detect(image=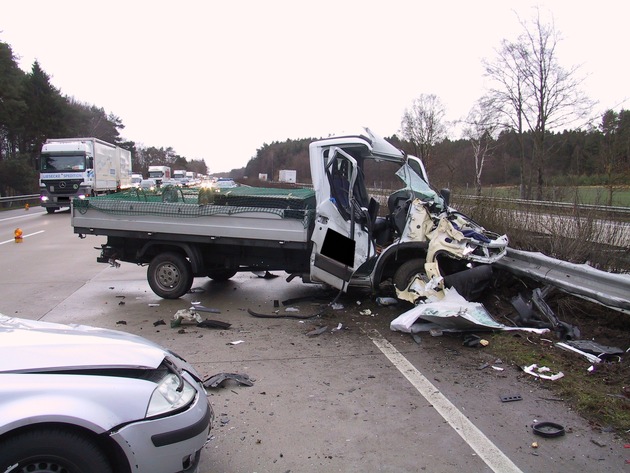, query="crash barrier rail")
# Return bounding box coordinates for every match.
[0,194,40,208]
[495,247,630,314]
[452,194,630,221]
